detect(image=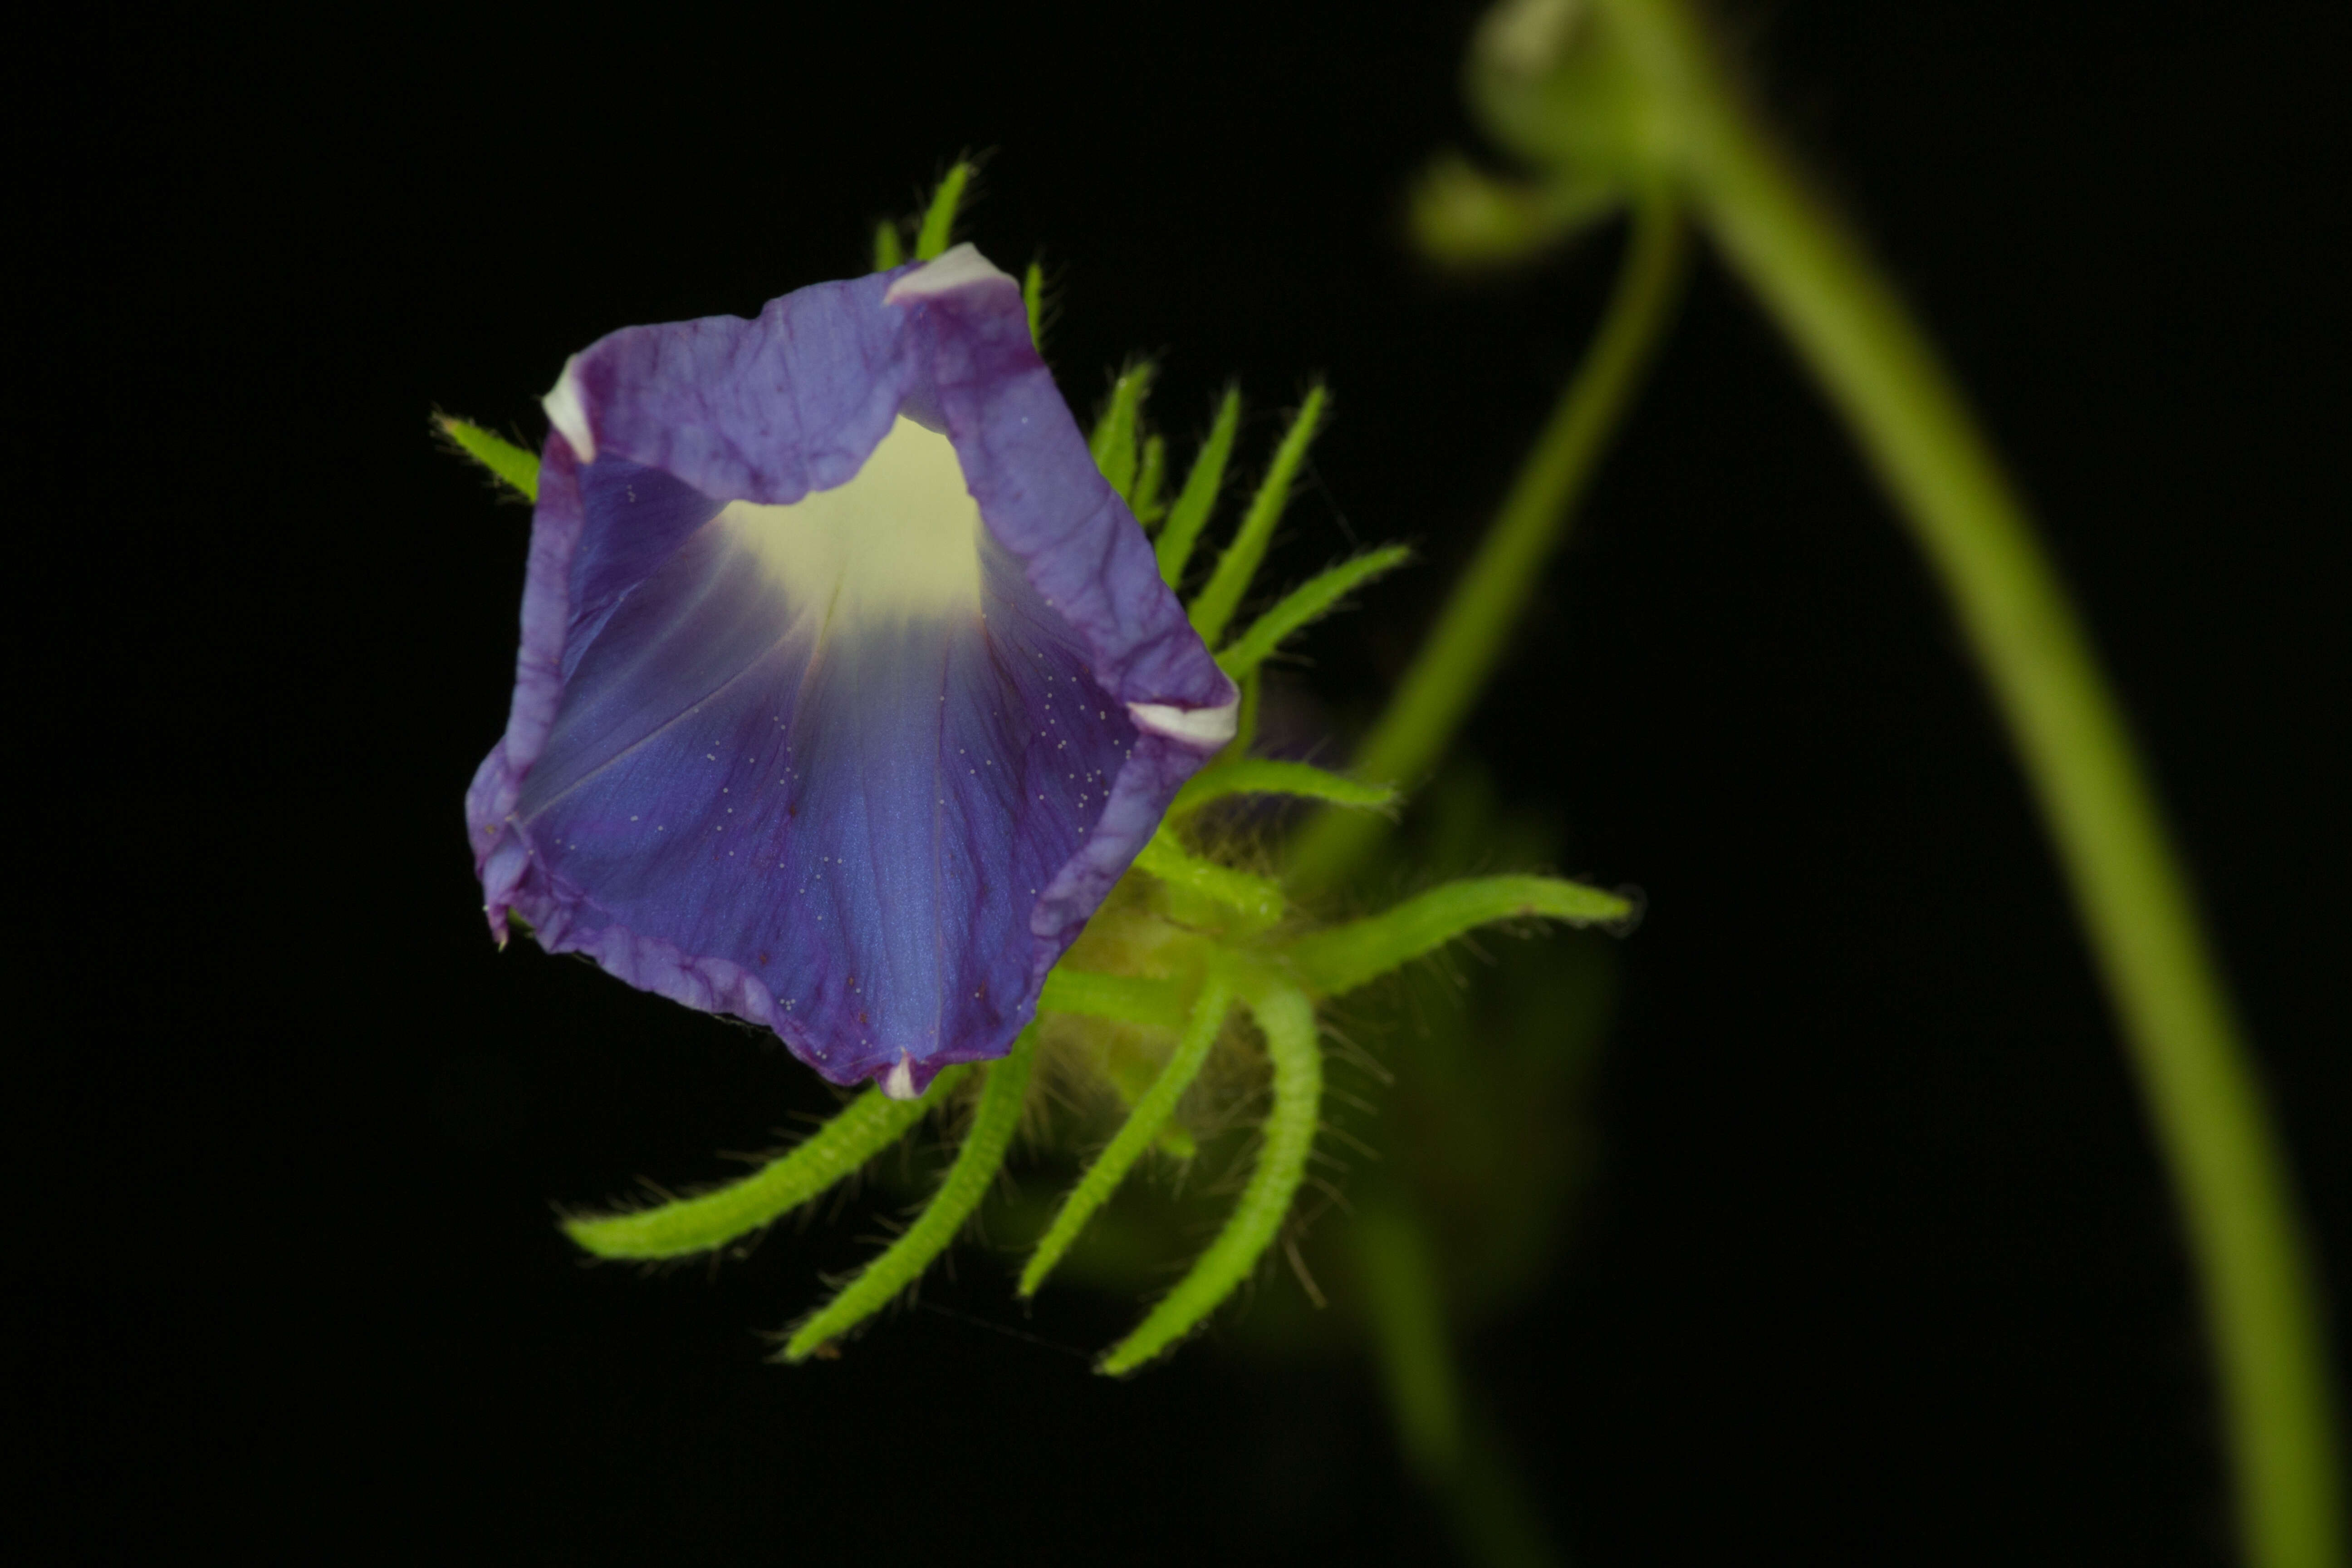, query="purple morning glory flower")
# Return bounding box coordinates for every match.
[467,246,1237,1099]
